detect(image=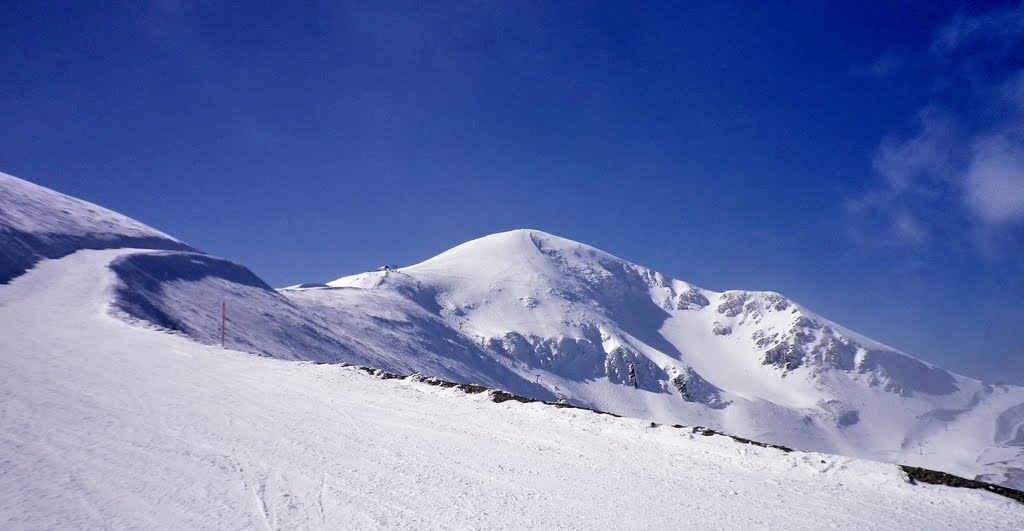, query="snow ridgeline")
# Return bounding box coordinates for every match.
[0,171,194,284]
[109,249,555,400]
[1,248,1022,528]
